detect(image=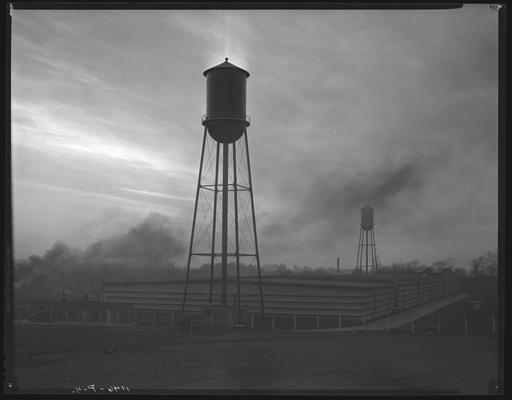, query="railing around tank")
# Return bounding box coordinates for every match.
[201,114,251,125]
